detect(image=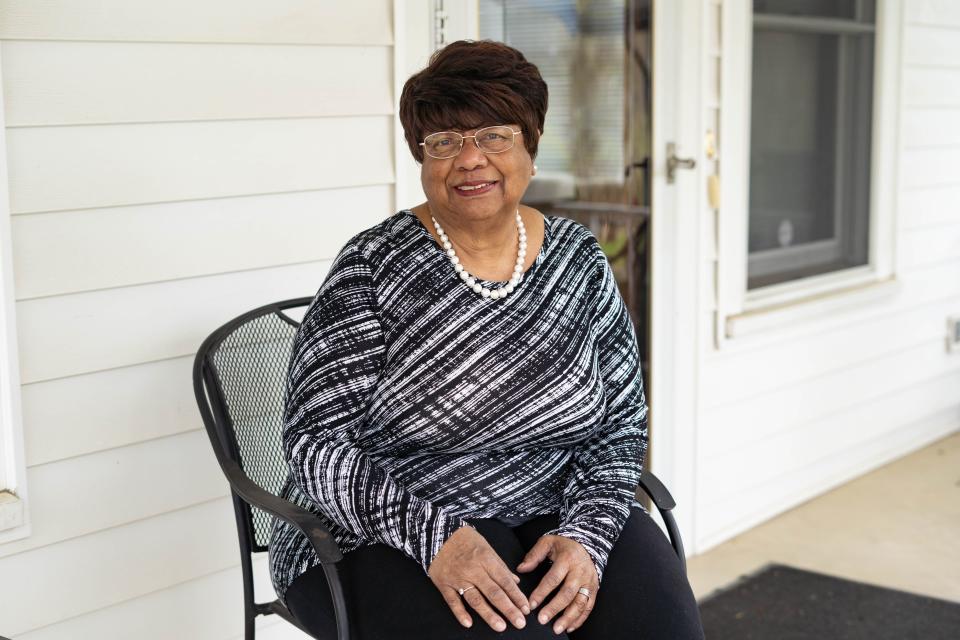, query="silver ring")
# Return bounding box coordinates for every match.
[577,587,591,598]
[458,585,477,597]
